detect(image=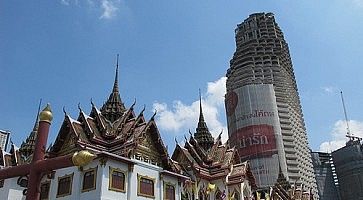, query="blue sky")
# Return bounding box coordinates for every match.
[1,0,363,153]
